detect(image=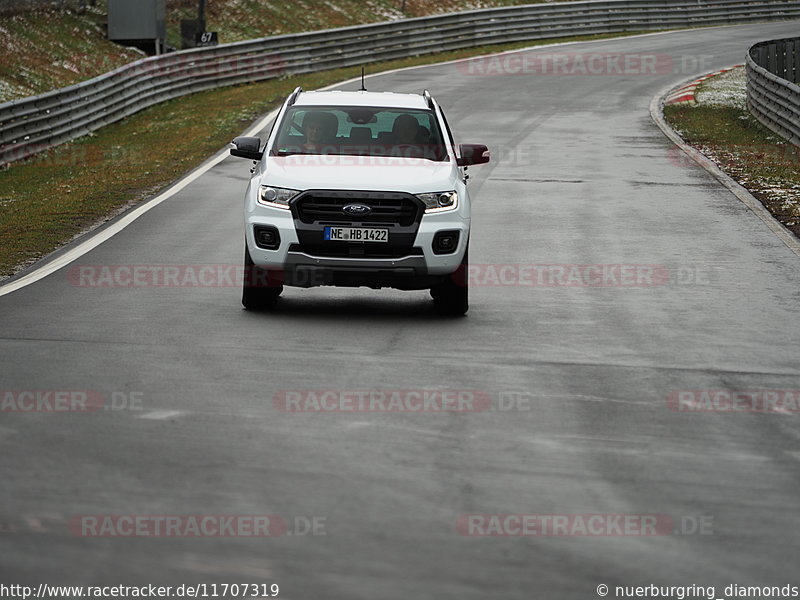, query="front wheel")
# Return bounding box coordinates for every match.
[242,243,283,310]
[431,245,468,316]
